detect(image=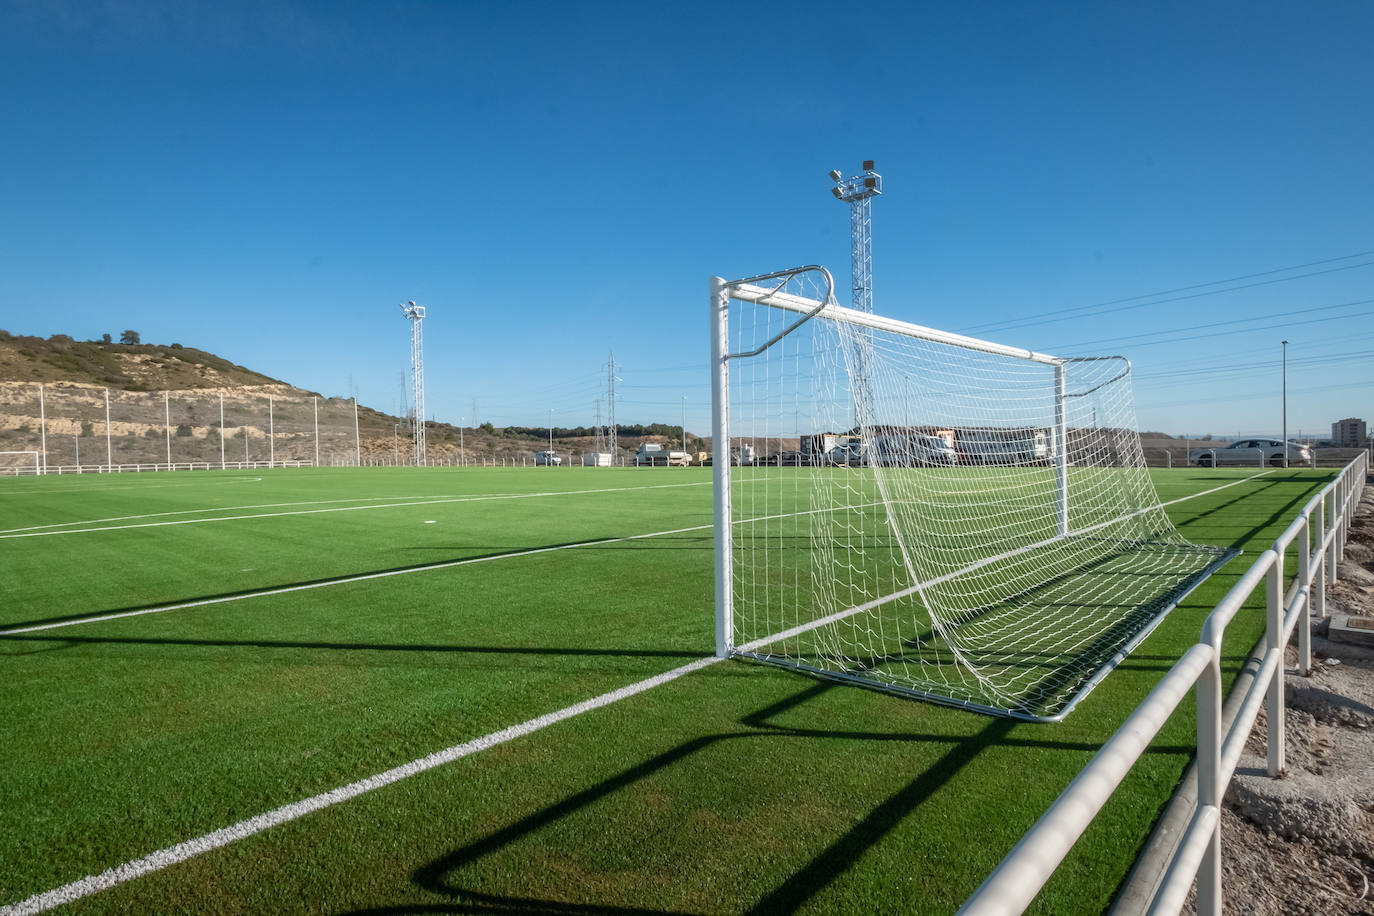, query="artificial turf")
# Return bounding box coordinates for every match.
[0,465,1336,914]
